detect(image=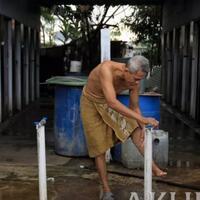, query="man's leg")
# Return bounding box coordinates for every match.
[131,127,167,176]
[95,153,111,192]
